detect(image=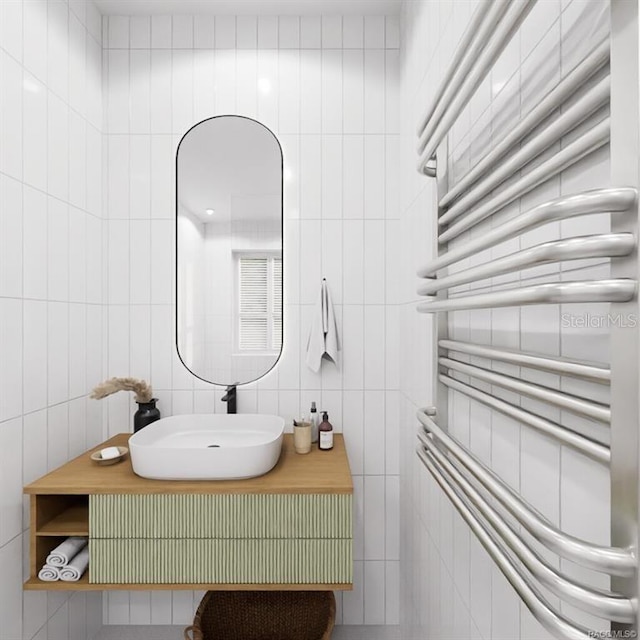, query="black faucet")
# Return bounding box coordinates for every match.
[221,385,237,414]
